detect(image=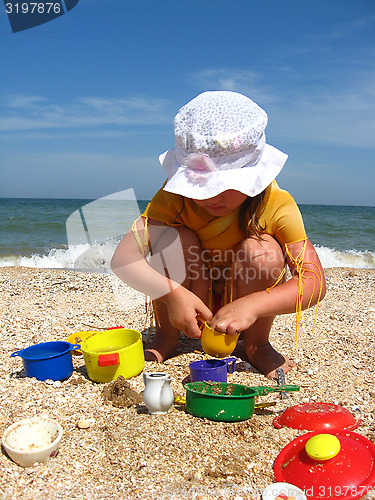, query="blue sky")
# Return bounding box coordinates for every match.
[0,0,374,206]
